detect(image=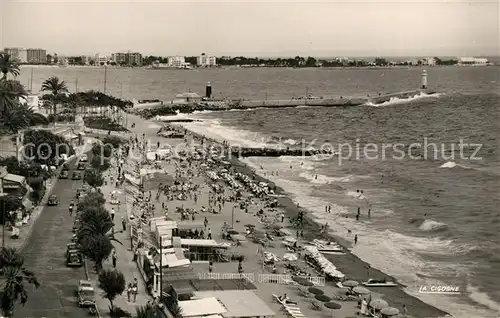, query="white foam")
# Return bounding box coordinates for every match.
[419,219,448,232]
[347,190,367,200]
[440,161,457,168]
[466,284,500,314]
[365,92,442,107]
[299,171,354,184]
